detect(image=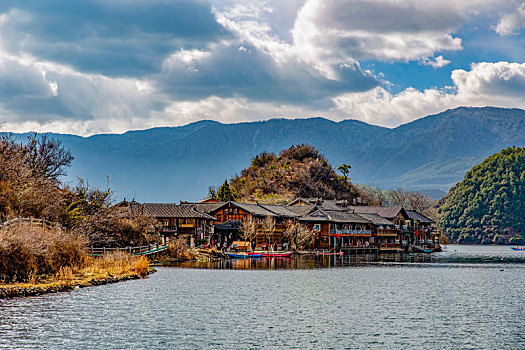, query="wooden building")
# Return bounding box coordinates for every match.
[406,210,438,248]
[119,201,216,246]
[207,201,301,249]
[300,209,373,250]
